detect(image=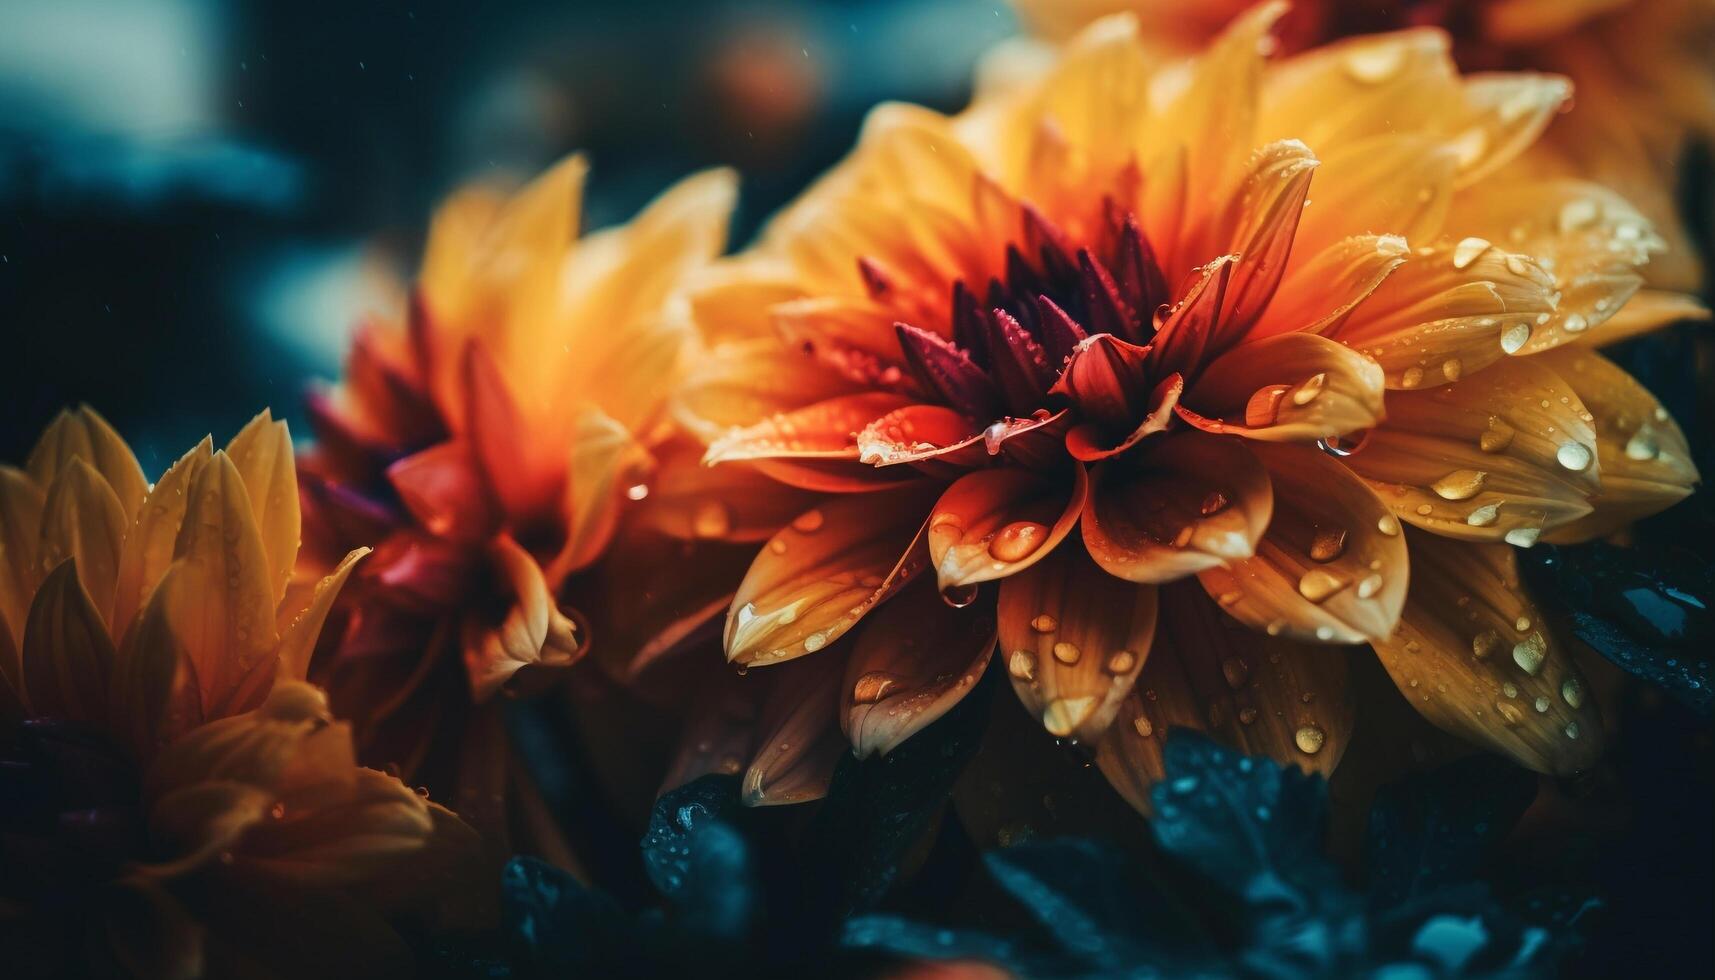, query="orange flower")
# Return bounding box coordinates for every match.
[669,5,1702,812]
[1011,0,1715,292]
[300,156,736,824]
[0,407,481,978]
